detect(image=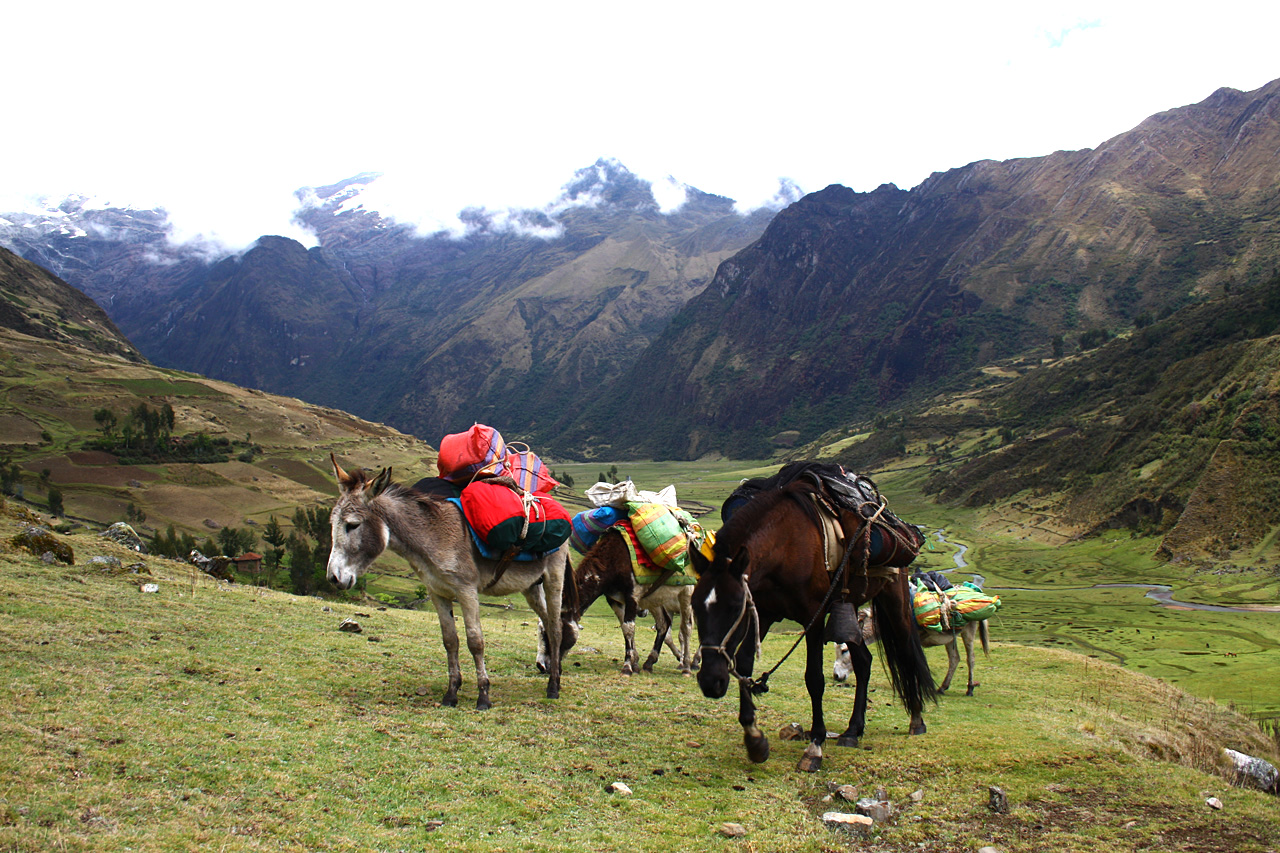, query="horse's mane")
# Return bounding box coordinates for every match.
[714,484,817,568]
